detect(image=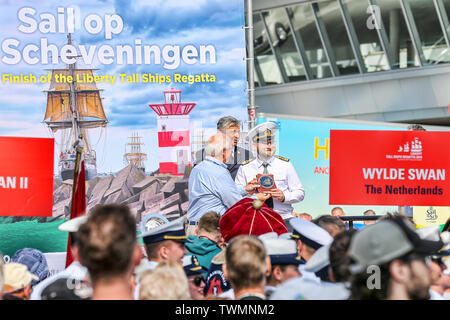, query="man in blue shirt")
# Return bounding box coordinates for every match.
[187,134,264,232]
